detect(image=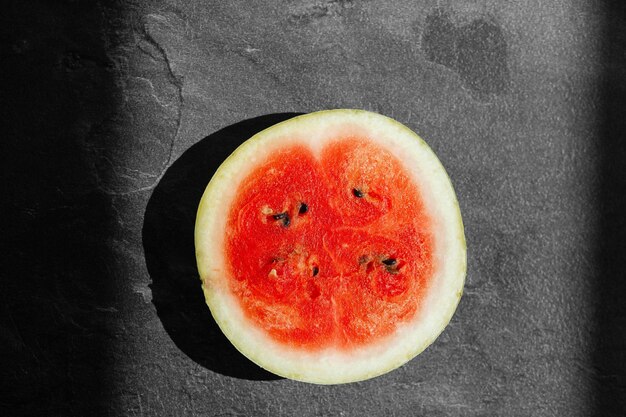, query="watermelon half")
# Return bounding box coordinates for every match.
[195,109,466,384]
